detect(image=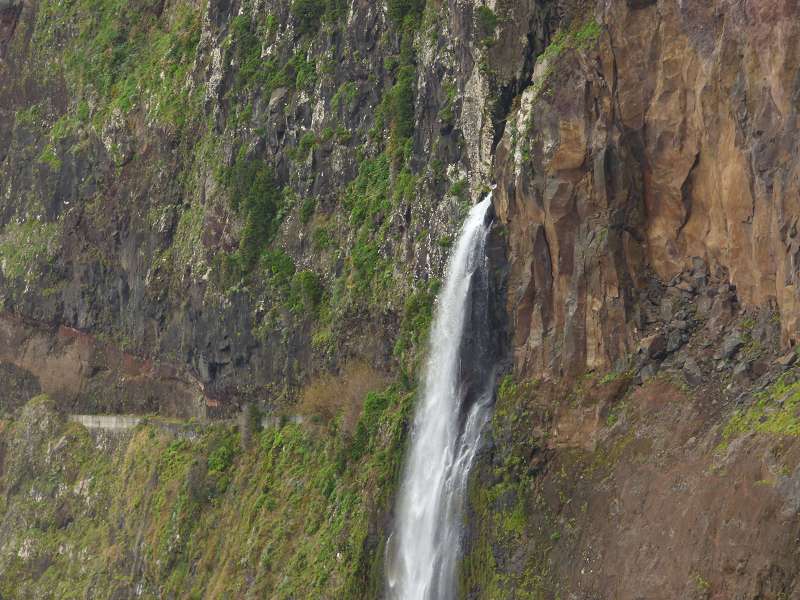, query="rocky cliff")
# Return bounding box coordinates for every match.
[2,0,800,598]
